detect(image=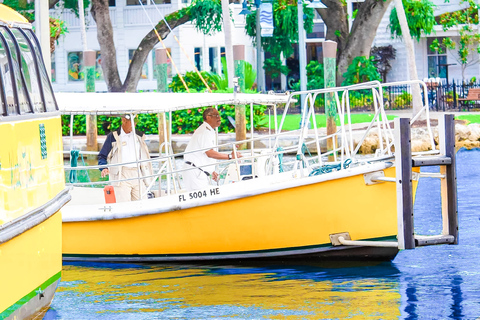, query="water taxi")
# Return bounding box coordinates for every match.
[0,4,70,319]
[57,80,458,262]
